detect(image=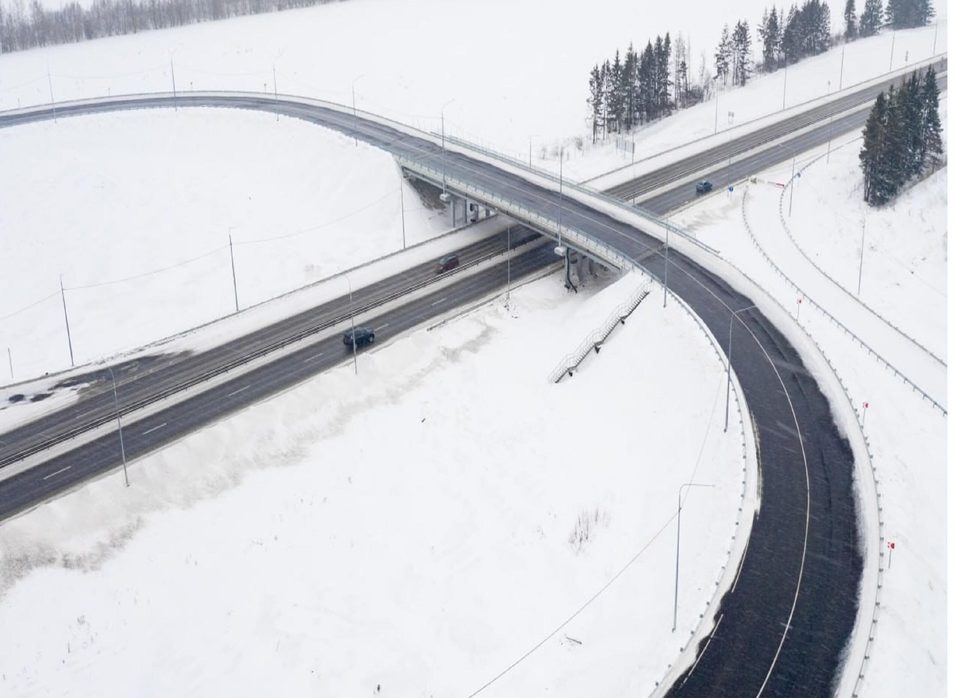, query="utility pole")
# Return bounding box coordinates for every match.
[399,177,407,249]
[228,230,239,312]
[440,98,454,198]
[351,74,365,147]
[857,212,866,296]
[6,347,12,380]
[506,226,512,308]
[347,277,358,375]
[839,42,846,90]
[826,81,833,163]
[713,79,720,134]
[725,305,755,431]
[47,64,56,122]
[788,157,797,217]
[673,483,714,632]
[556,147,564,250]
[889,31,896,72]
[273,64,278,123]
[781,60,788,110]
[59,275,75,367]
[663,225,669,308]
[932,22,938,55]
[107,366,130,487]
[170,57,177,110]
